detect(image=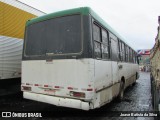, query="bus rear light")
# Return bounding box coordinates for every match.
[82,88,93,91]
[68,87,73,90]
[22,86,31,91]
[34,84,42,87]
[87,88,93,91]
[55,86,60,88]
[70,91,85,98]
[68,87,78,90]
[54,86,64,89]
[44,85,48,87]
